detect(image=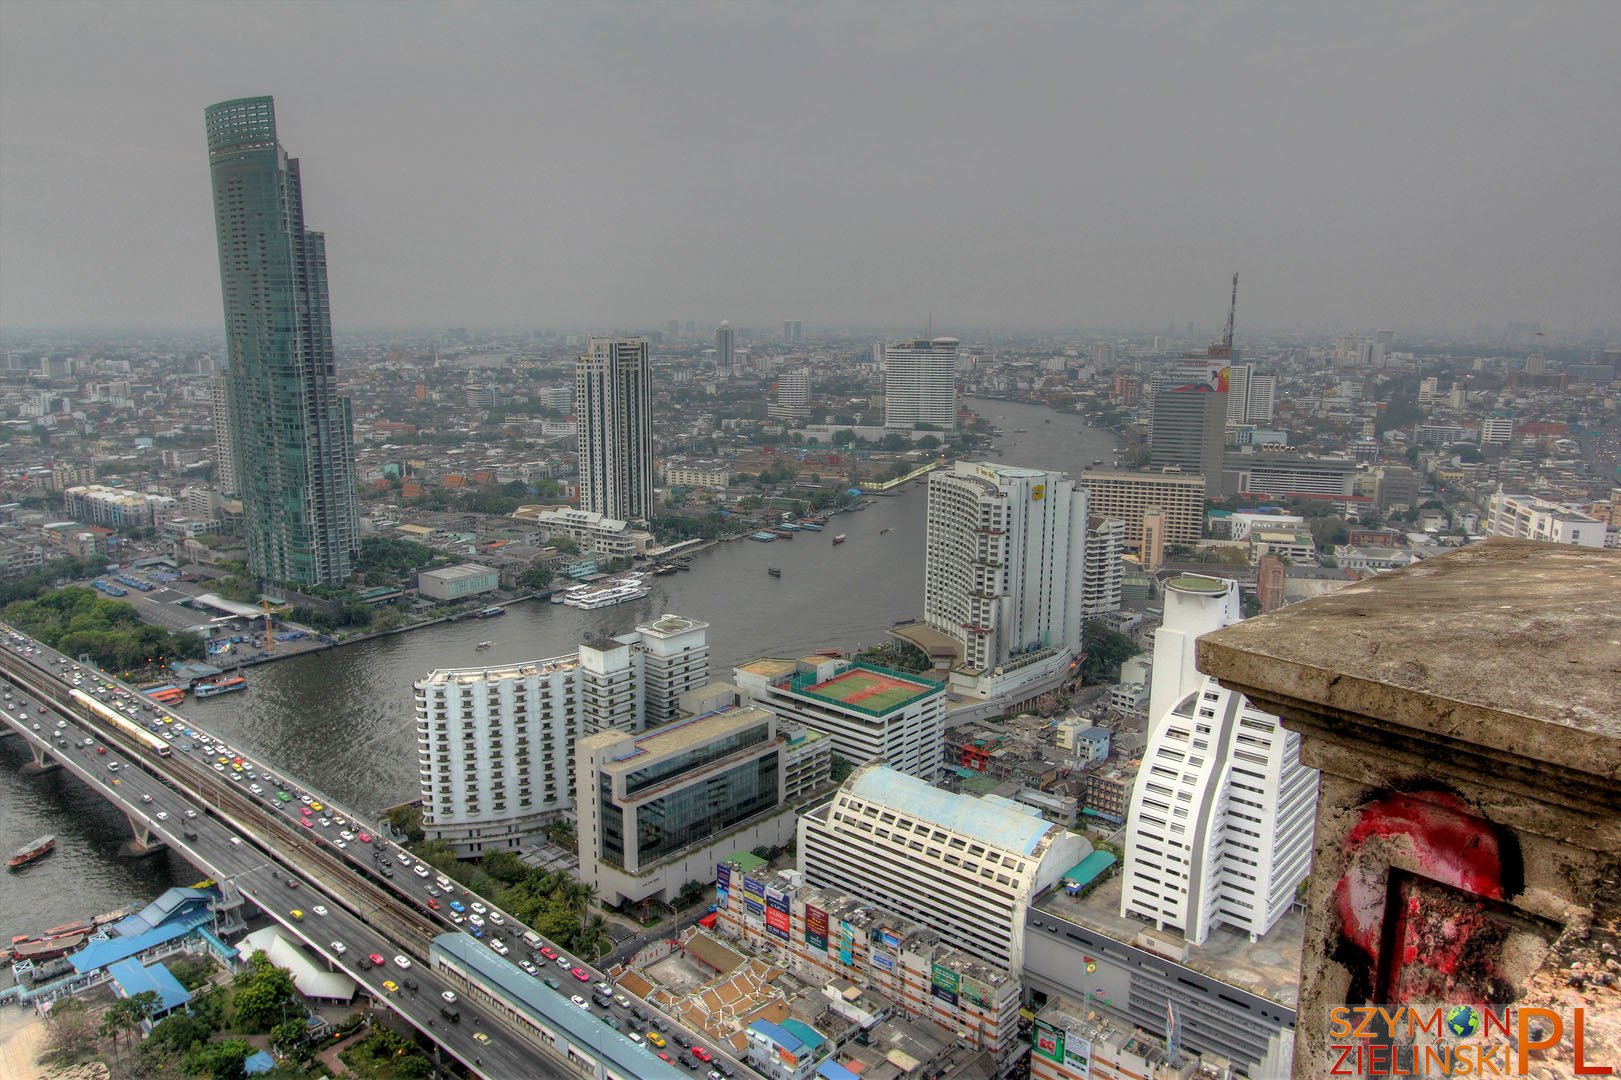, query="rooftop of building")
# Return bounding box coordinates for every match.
[1198,539,1619,770]
[419,562,496,580]
[843,764,1054,857]
[1166,574,1230,595]
[639,613,709,637]
[789,659,944,716]
[583,703,777,767]
[1032,871,1306,1007]
[416,651,581,685]
[736,657,800,680]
